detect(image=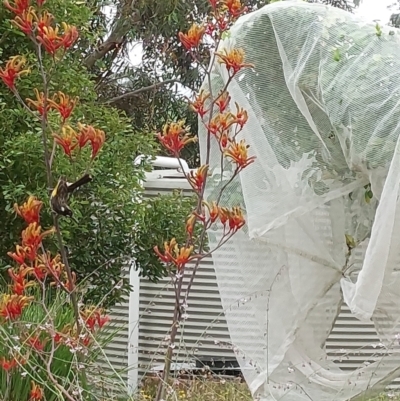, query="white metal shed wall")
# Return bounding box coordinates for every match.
[137,175,234,379]
[98,170,400,393]
[96,170,235,394]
